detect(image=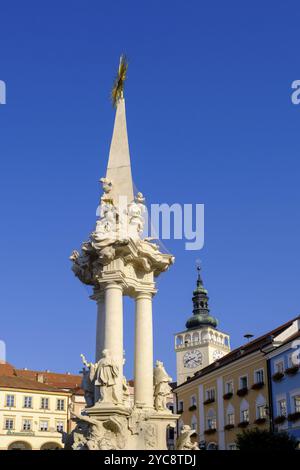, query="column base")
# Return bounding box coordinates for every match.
[66,406,179,450]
